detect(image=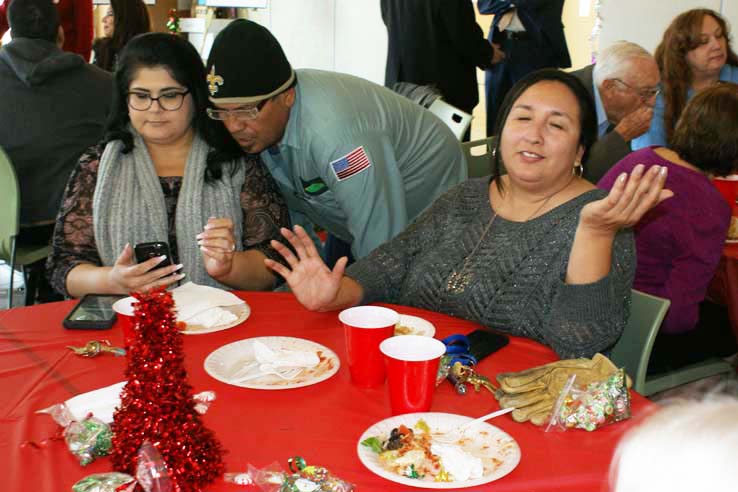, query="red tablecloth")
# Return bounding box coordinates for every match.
[707,243,738,341]
[0,292,654,492]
